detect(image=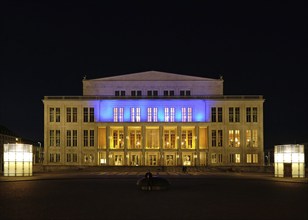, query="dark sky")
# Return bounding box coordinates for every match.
[1,1,307,149]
